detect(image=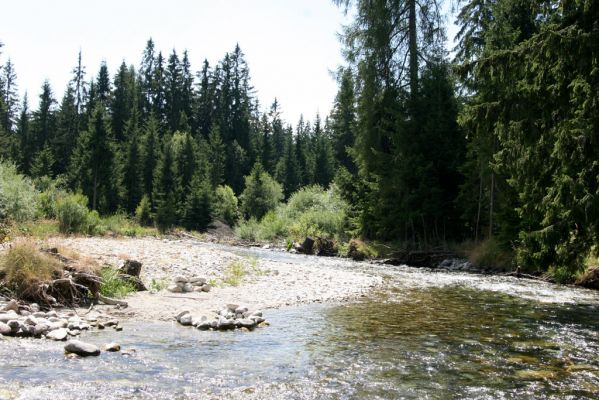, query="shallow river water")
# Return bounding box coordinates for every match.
[1,246,599,399]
